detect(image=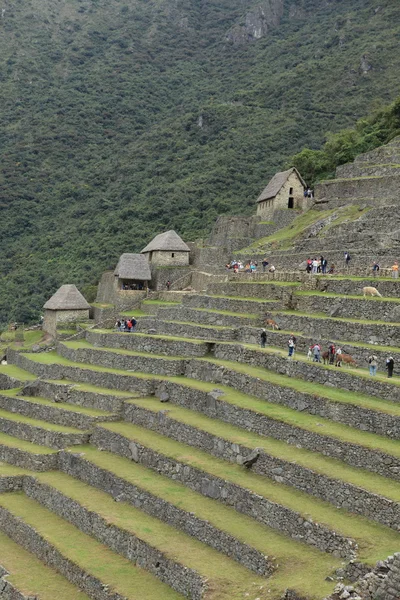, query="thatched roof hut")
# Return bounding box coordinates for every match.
[141,230,190,254]
[114,254,151,281]
[43,285,91,311]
